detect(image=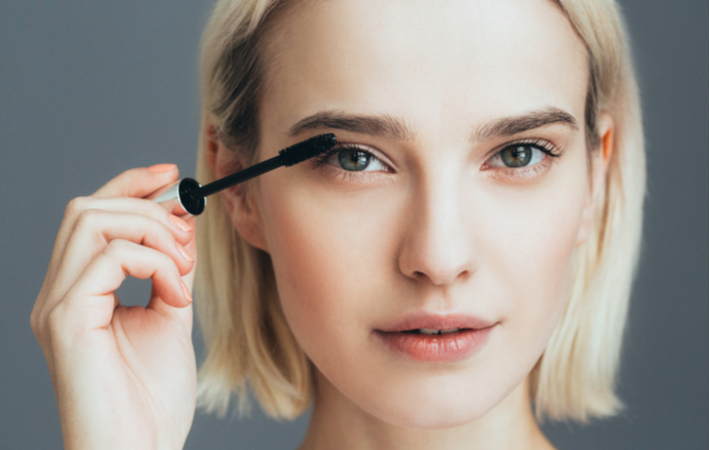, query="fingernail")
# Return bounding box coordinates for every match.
[168,214,192,232]
[180,280,193,303]
[147,163,177,173]
[176,242,194,262]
